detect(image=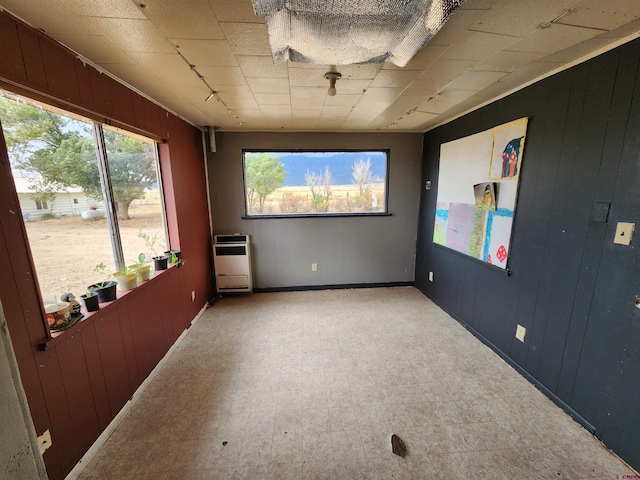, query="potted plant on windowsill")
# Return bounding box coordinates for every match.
[87,263,117,303]
[129,253,151,282]
[80,290,100,312]
[113,265,138,291]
